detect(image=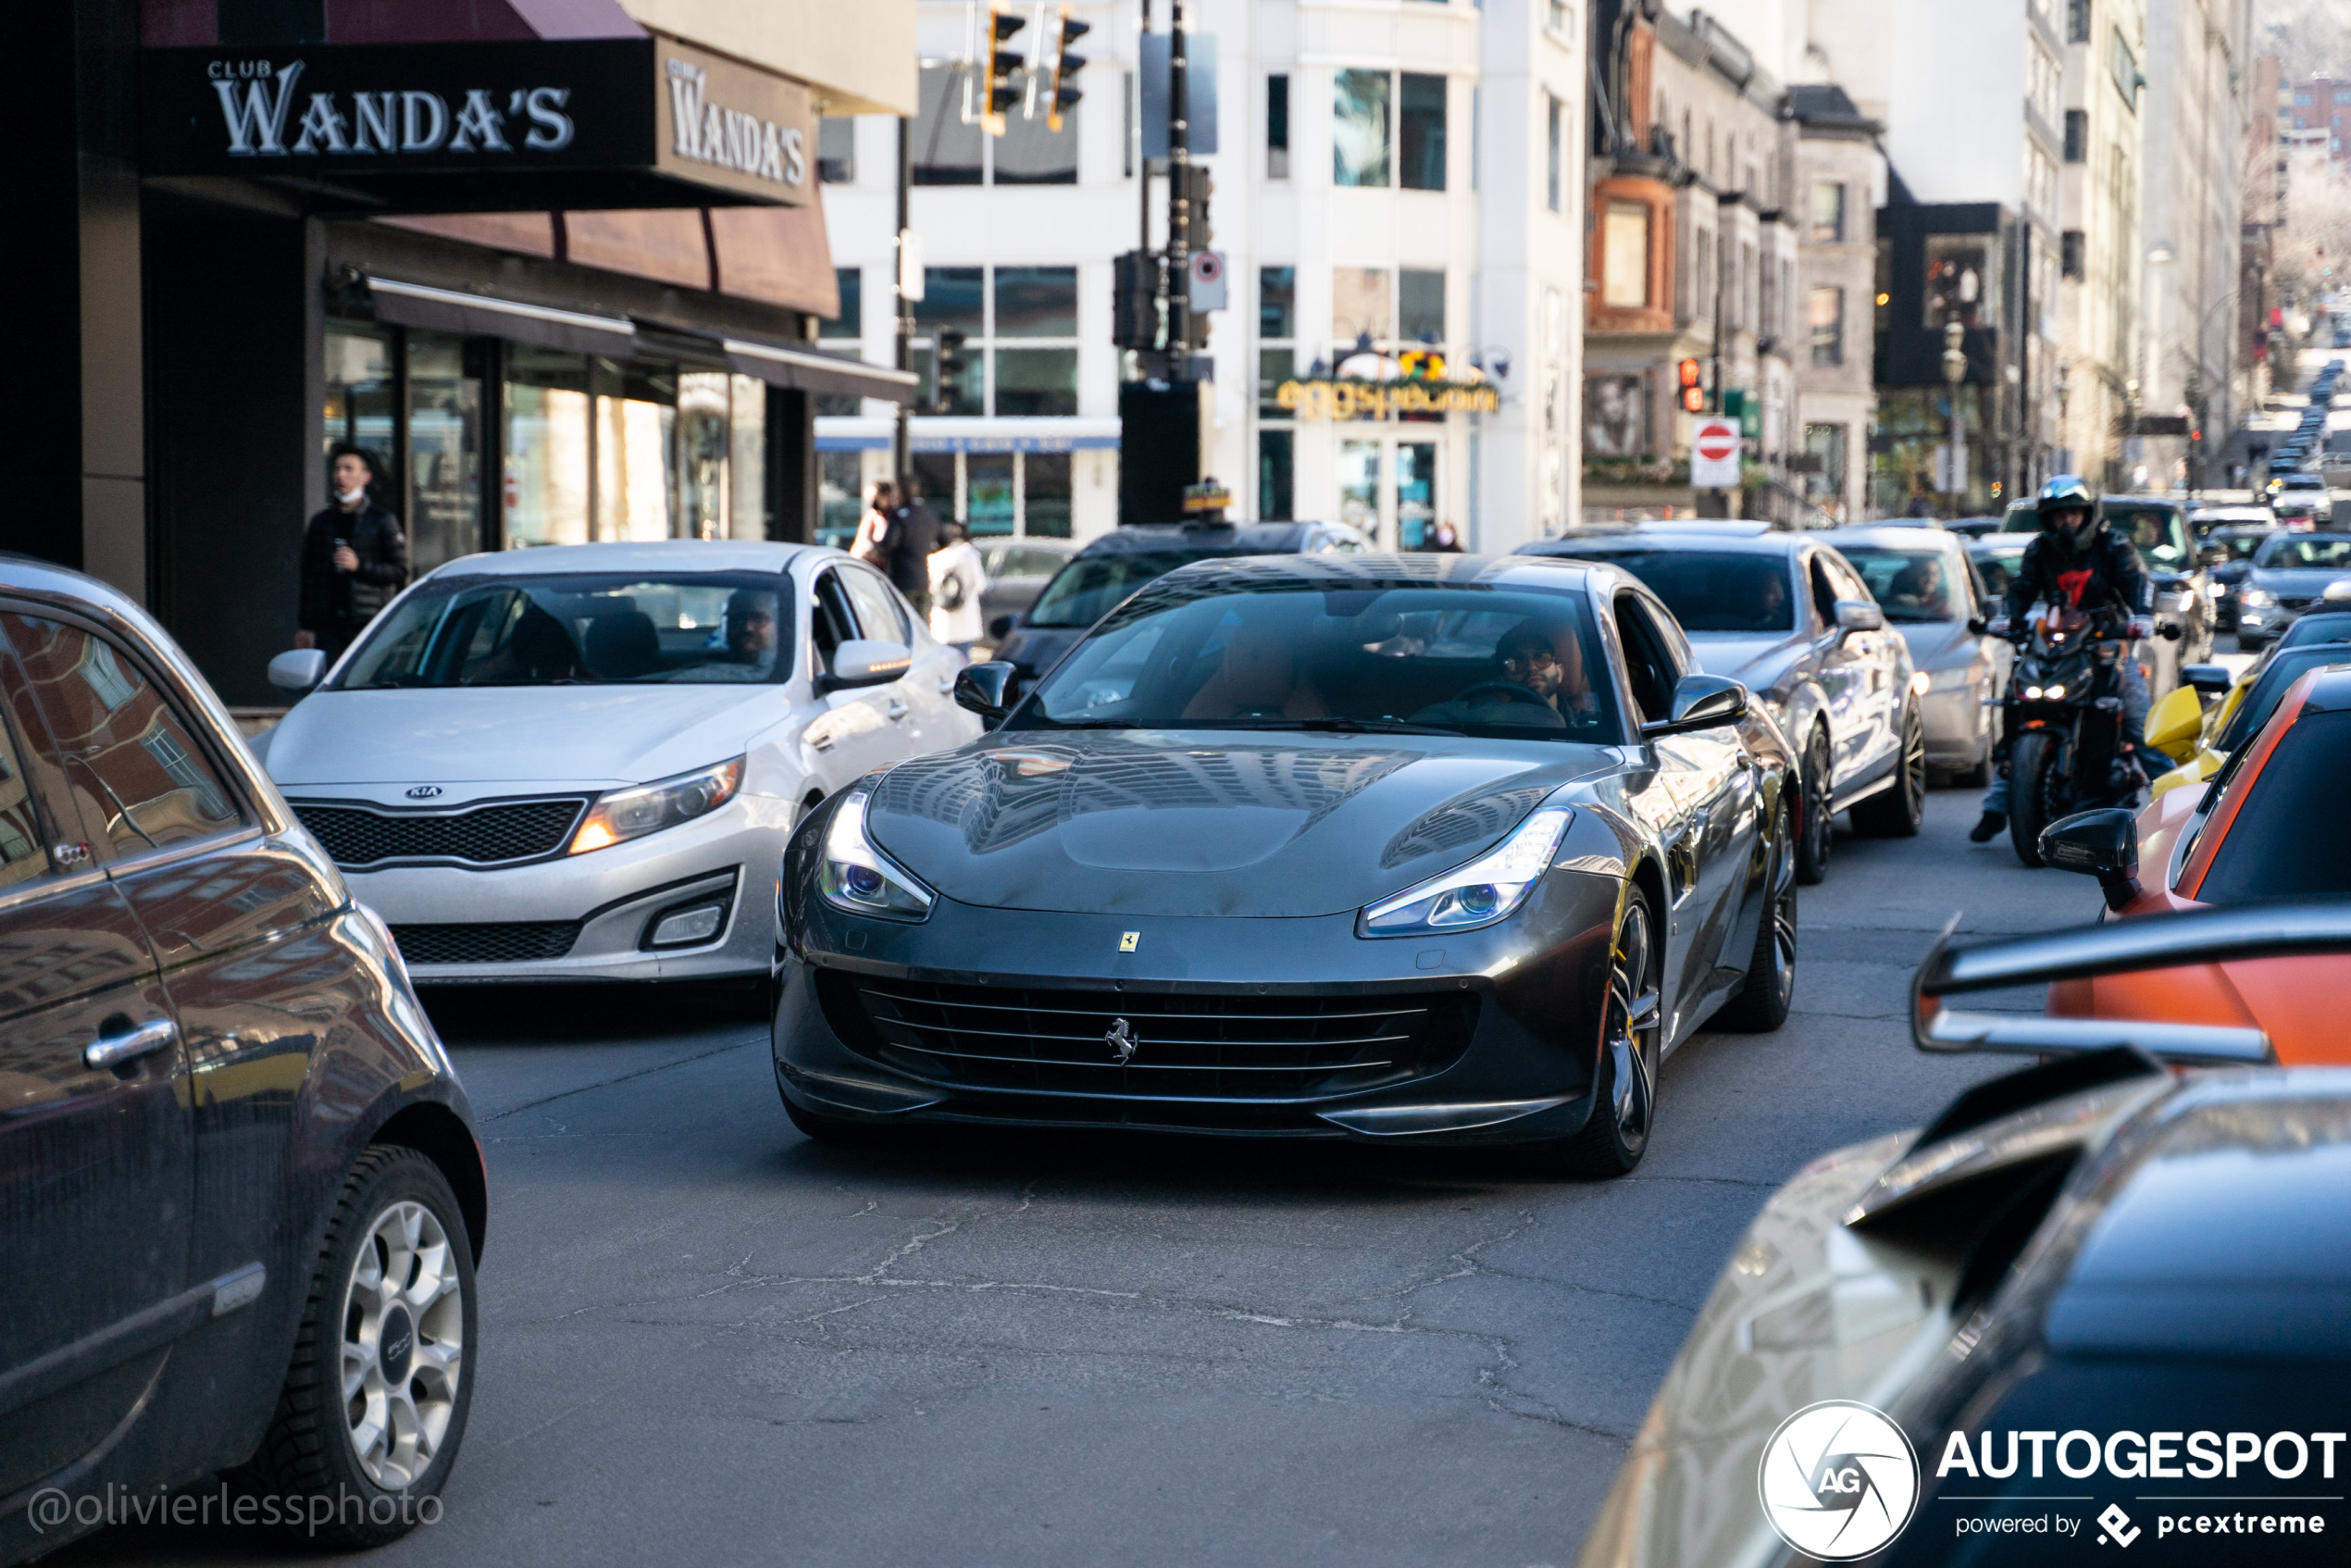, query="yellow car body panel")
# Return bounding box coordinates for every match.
[2146,675,2245,799]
